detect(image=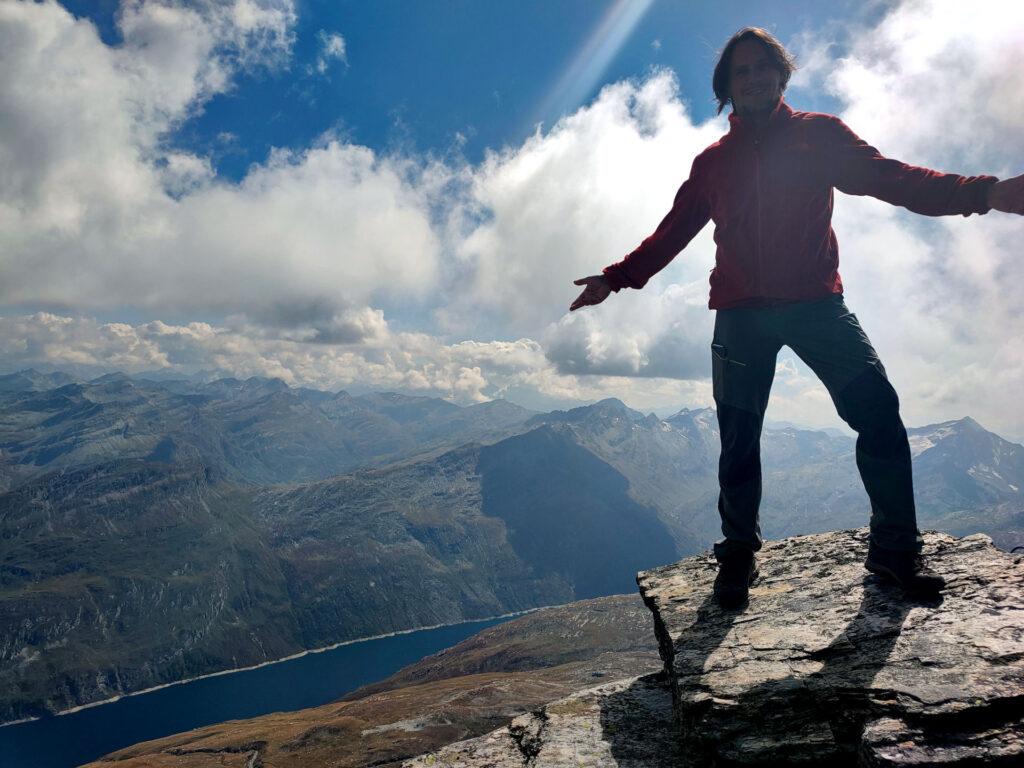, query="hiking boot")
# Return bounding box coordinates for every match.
[865,540,946,594]
[714,550,758,609]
